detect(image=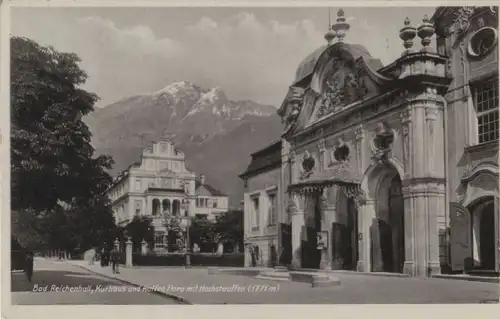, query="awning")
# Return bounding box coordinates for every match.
[287,162,366,205]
